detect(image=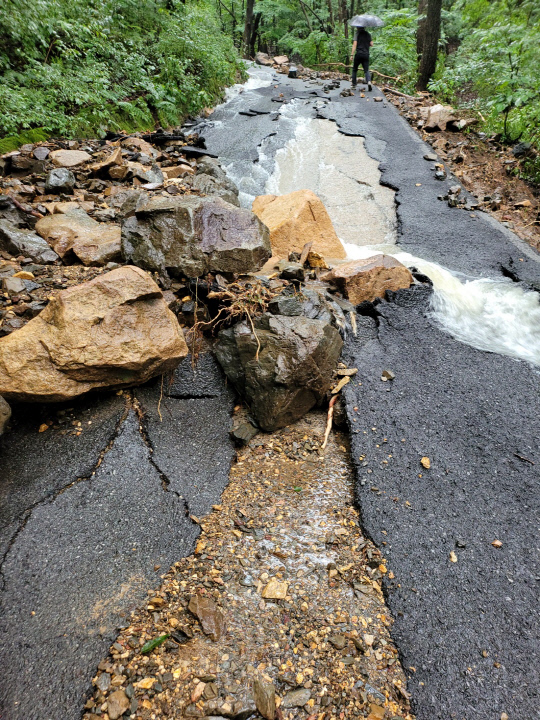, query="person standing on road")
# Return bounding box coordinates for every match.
[350,26,373,90]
